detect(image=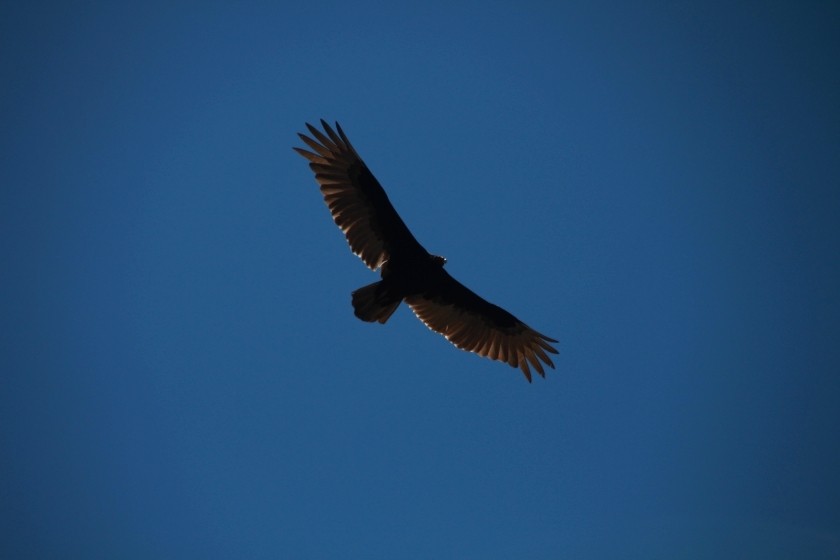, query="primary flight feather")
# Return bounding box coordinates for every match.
[295,120,557,381]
